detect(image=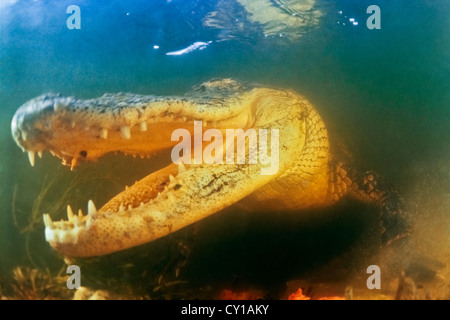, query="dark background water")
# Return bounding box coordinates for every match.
[0,0,449,297]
